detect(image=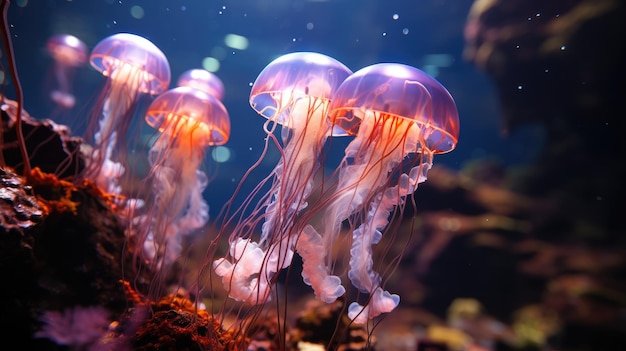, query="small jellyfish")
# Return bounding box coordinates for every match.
[86,33,170,195]
[177,68,225,100]
[299,63,459,323]
[212,52,352,304]
[142,85,230,268]
[46,34,88,109]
